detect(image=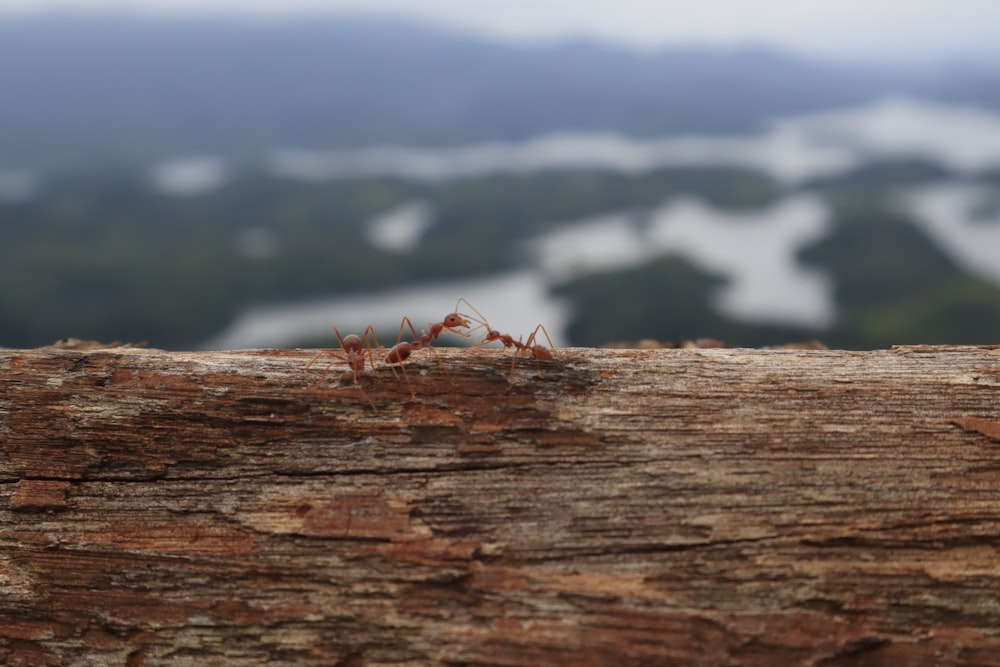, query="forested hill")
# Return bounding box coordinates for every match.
[2,13,999,169]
